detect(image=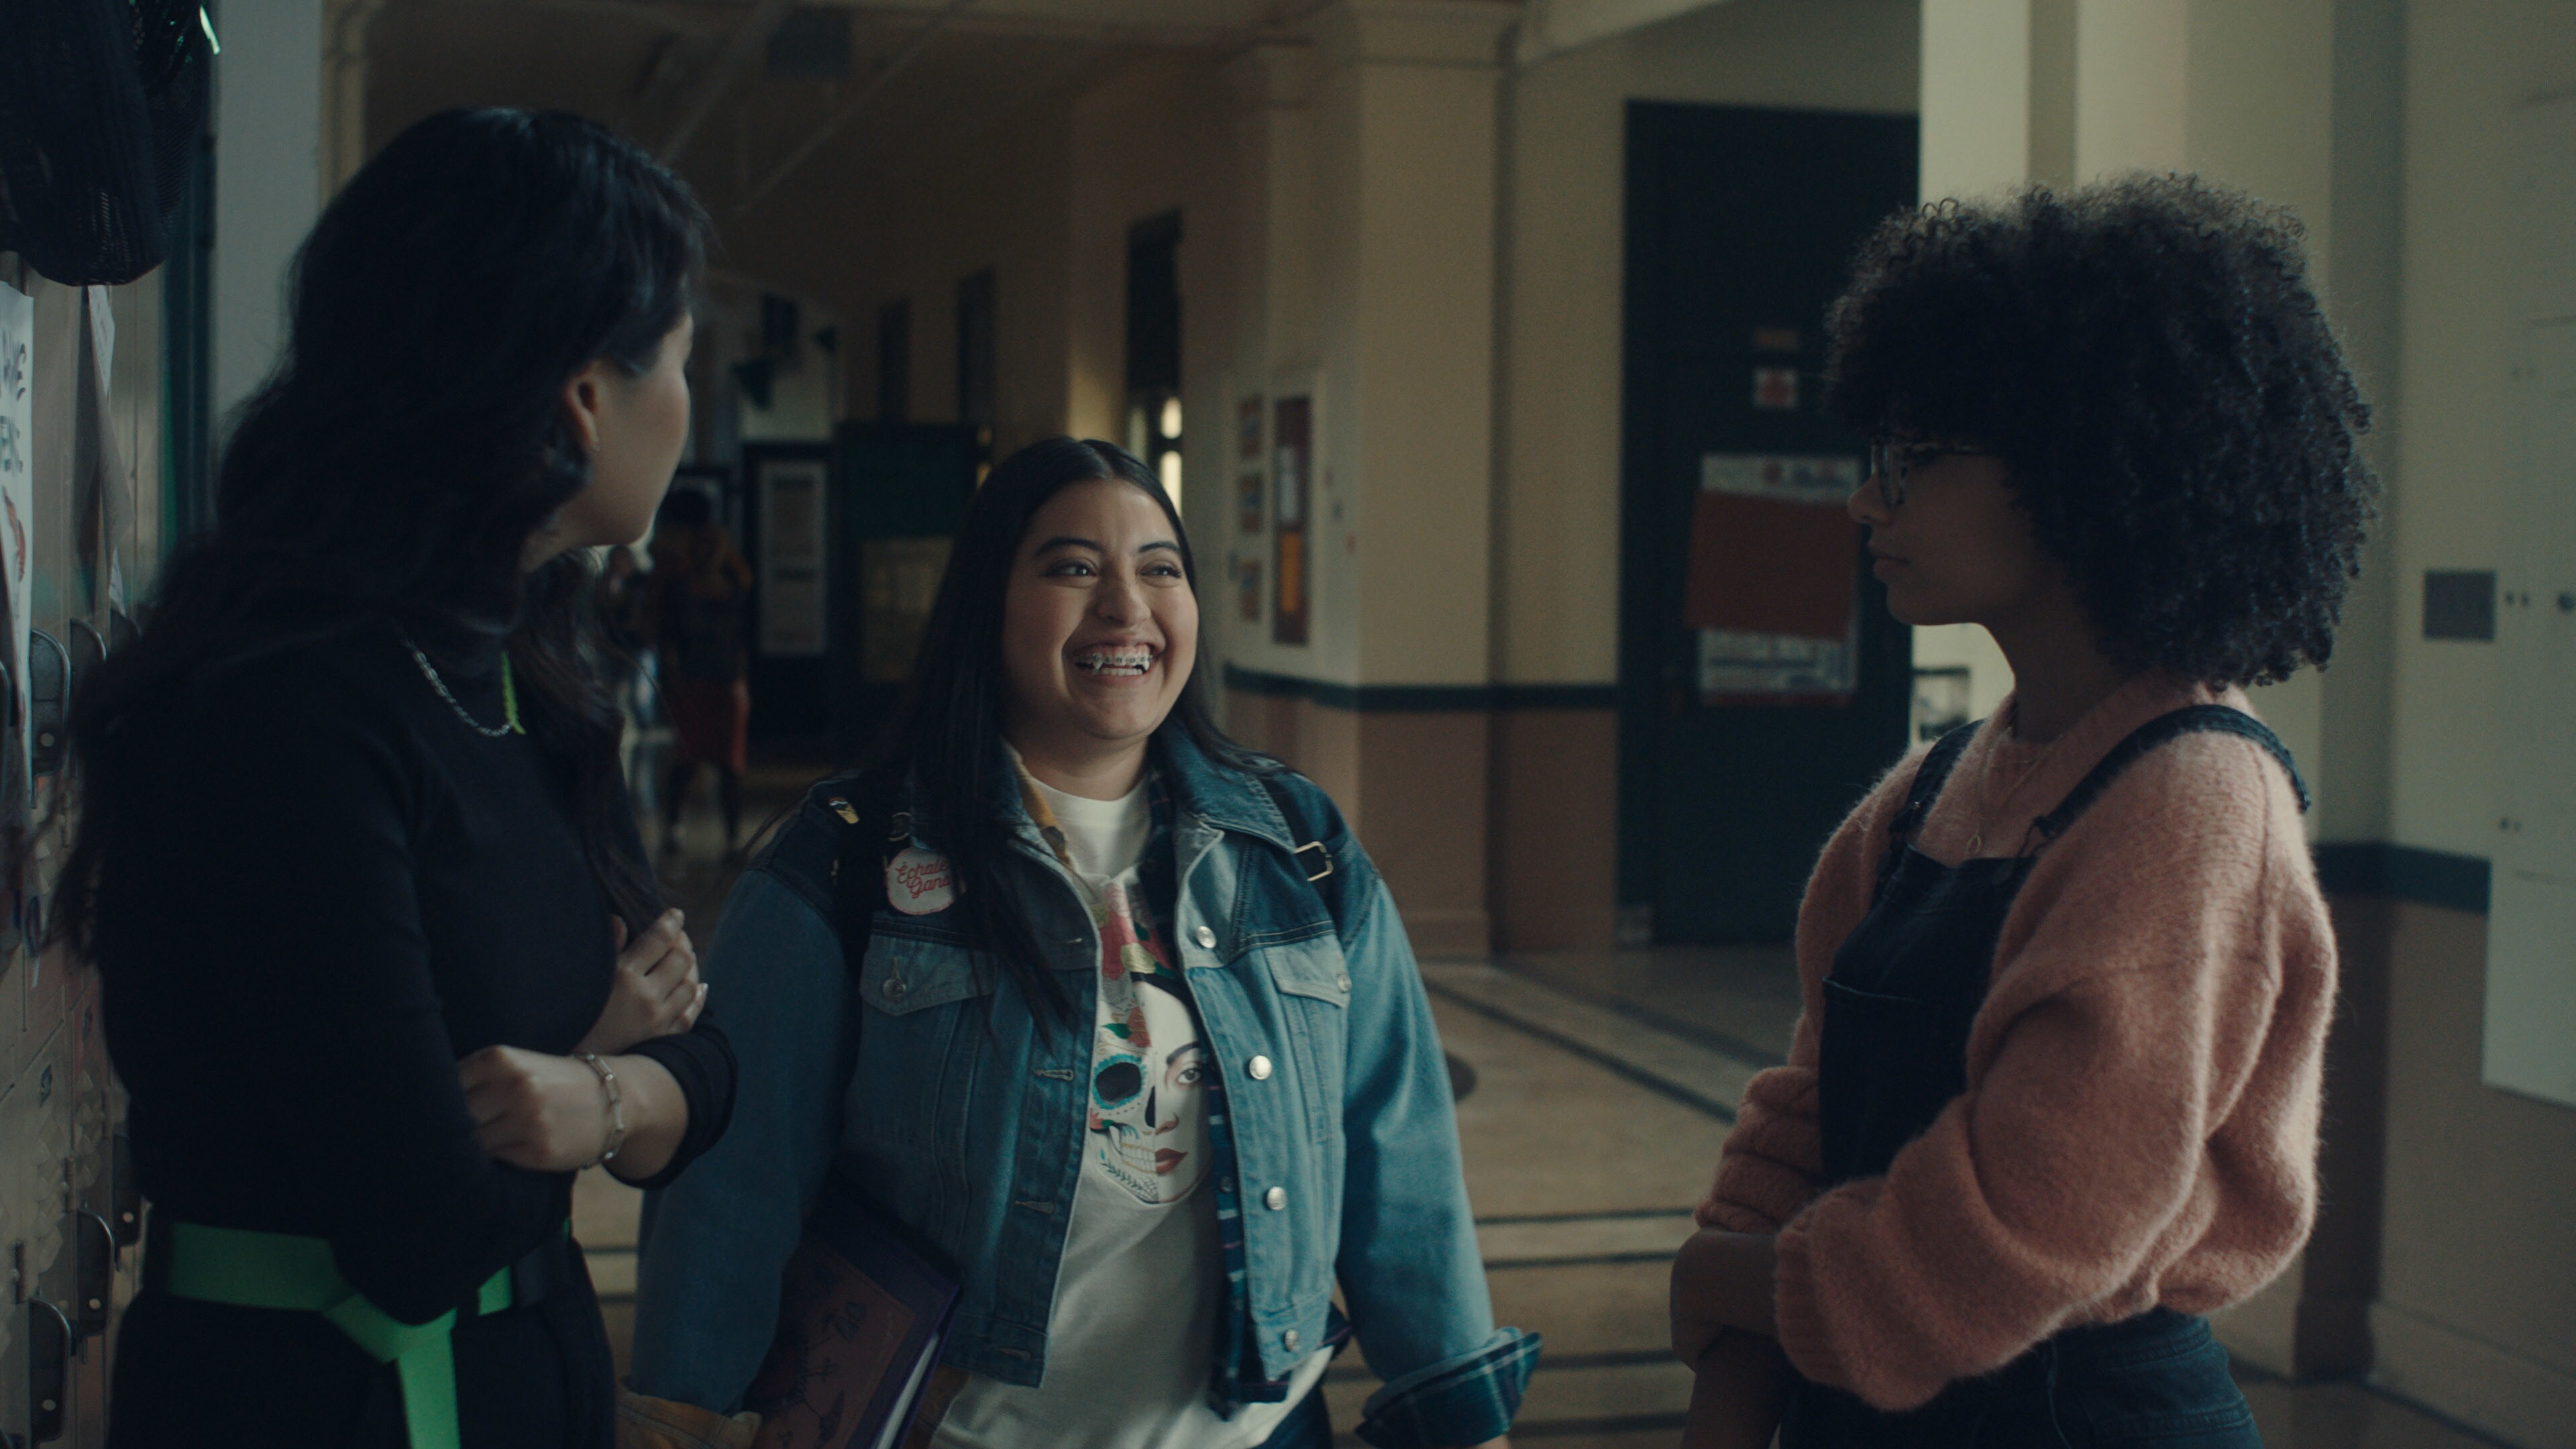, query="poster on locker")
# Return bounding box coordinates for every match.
[0,282,33,786]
